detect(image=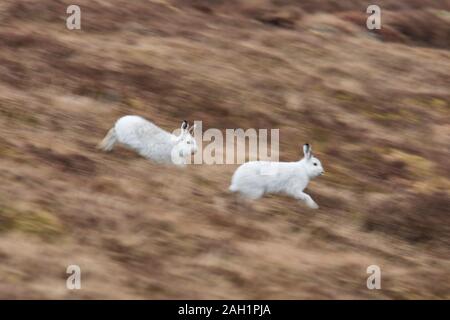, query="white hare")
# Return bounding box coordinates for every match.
[98,115,197,166]
[229,144,324,209]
